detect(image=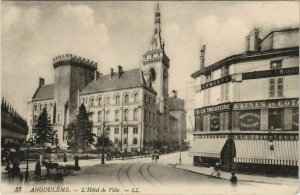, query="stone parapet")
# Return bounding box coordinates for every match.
[53,54,97,71]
